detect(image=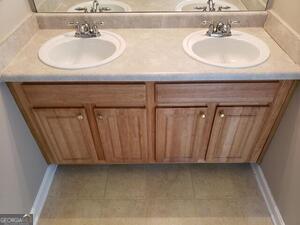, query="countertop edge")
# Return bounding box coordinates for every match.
[2,71,300,82]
